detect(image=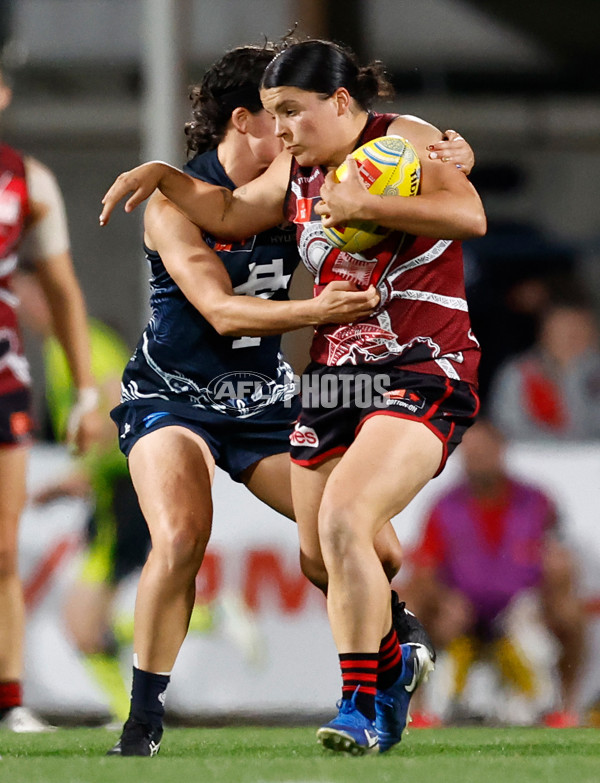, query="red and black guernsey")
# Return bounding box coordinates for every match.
[284,112,480,386]
[0,144,31,396]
